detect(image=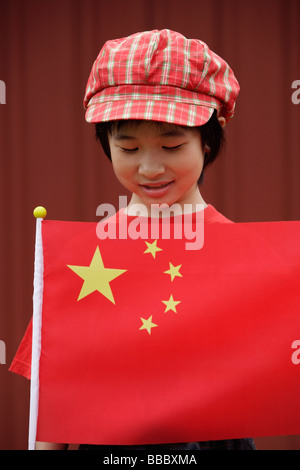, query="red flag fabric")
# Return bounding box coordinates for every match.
[11,207,300,445]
